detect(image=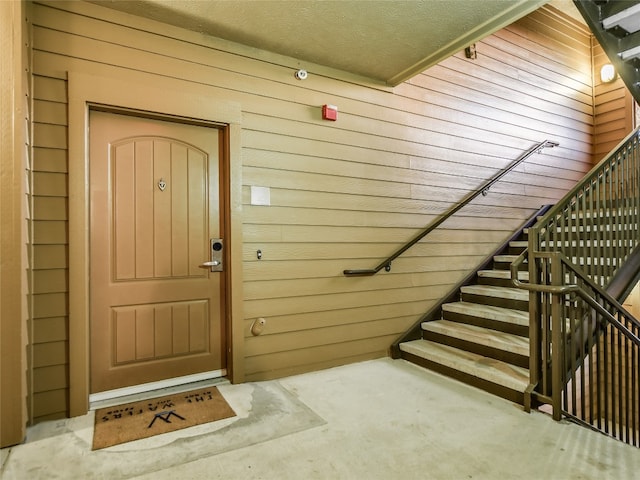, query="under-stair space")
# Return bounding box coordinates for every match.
[574,0,640,104]
[399,227,533,405]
